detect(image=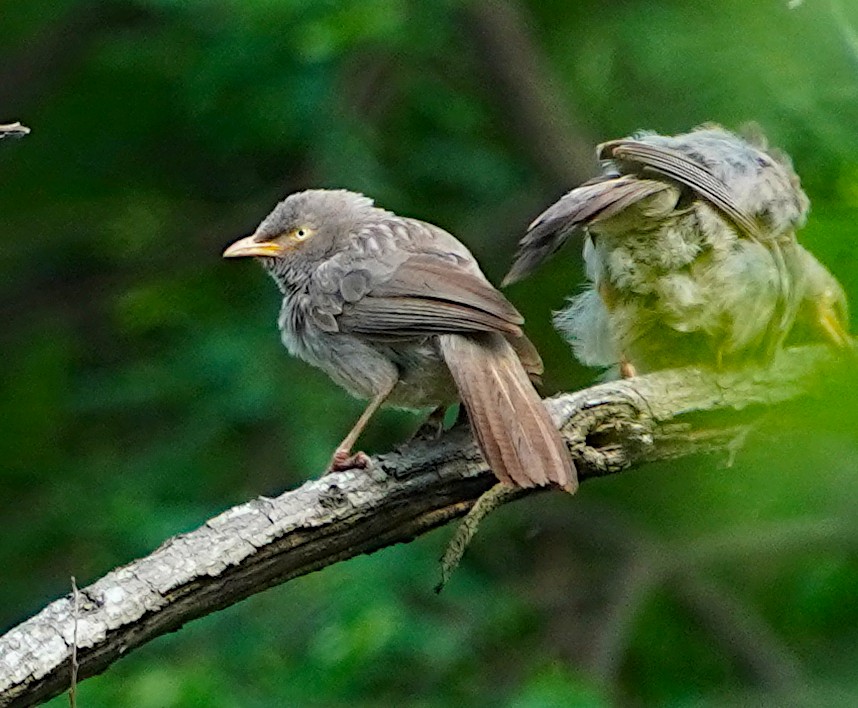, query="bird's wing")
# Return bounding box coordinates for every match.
[503,176,671,285]
[320,252,524,339]
[601,140,763,240]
